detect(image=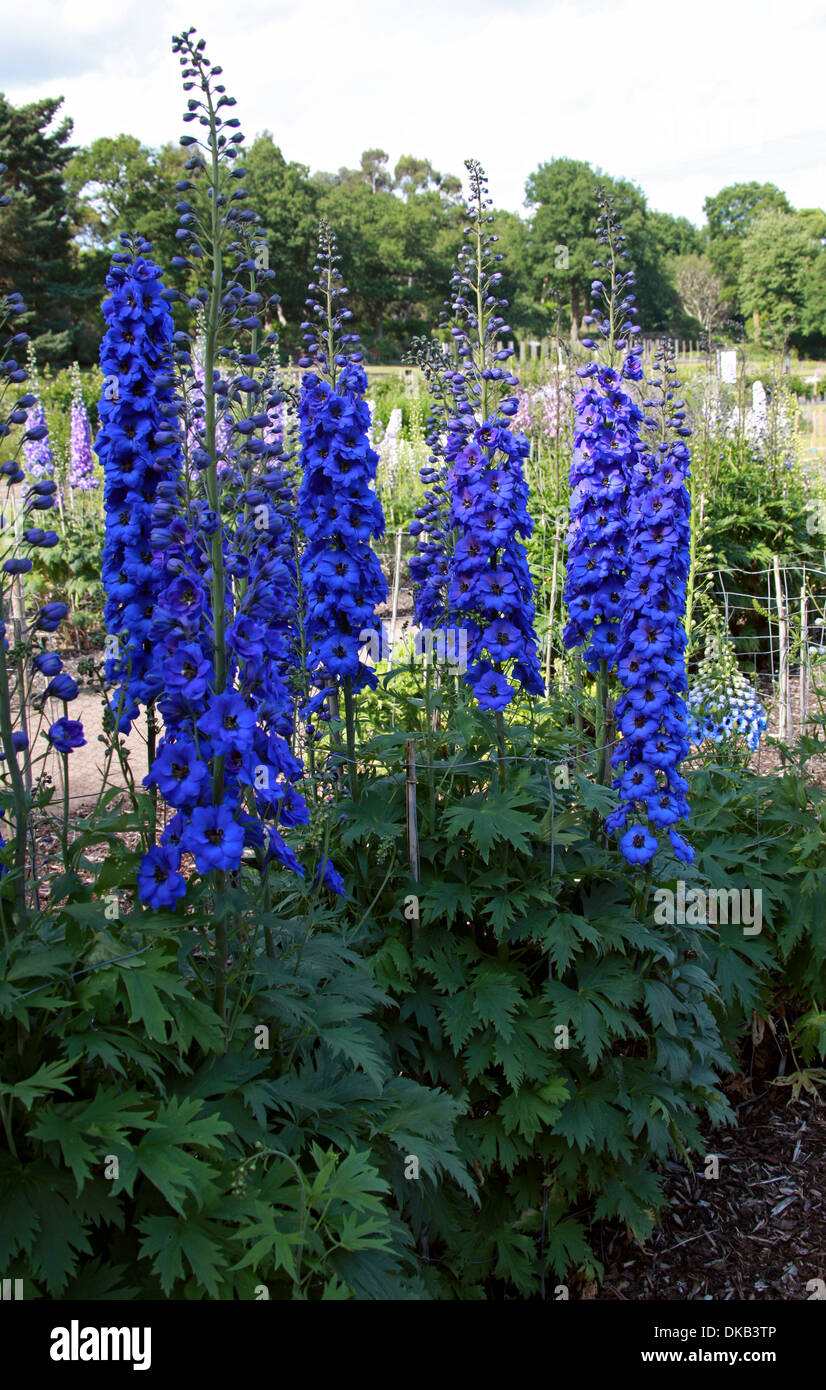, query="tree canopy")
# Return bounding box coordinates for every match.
[2,88,825,365]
